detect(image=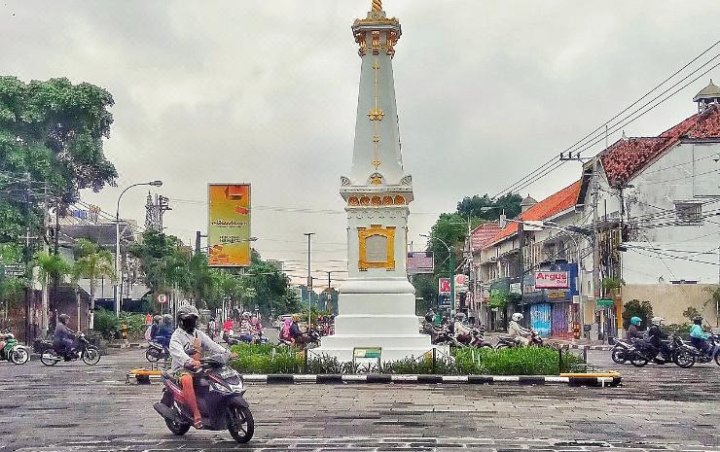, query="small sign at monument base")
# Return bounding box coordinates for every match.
[353,347,382,369]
